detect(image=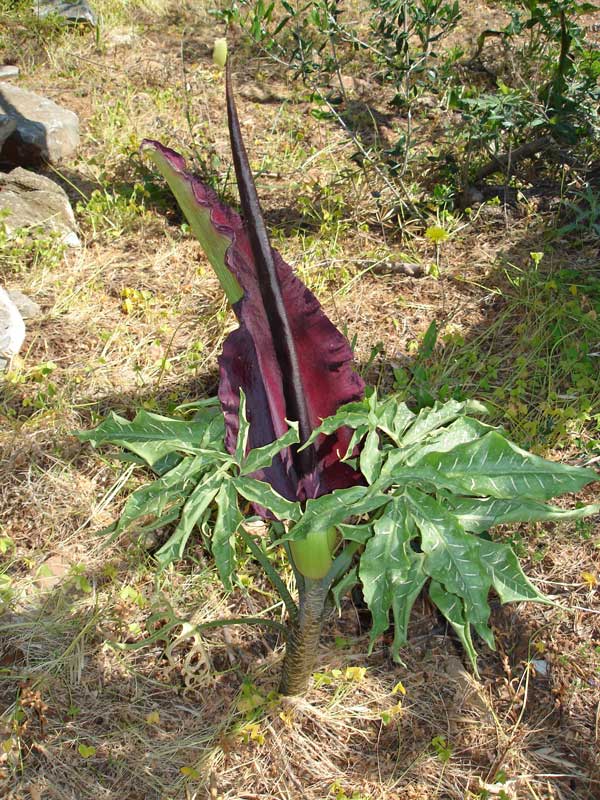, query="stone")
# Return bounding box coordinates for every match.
[326,74,371,100]
[0,115,17,152]
[33,0,97,27]
[0,82,80,165]
[7,289,41,320]
[0,66,19,79]
[0,167,81,247]
[34,553,72,591]
[239,83,285,103]
[458,186,485,210]
[532,659,549,677]
[106,29,139,49]
[0,286,26,371]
